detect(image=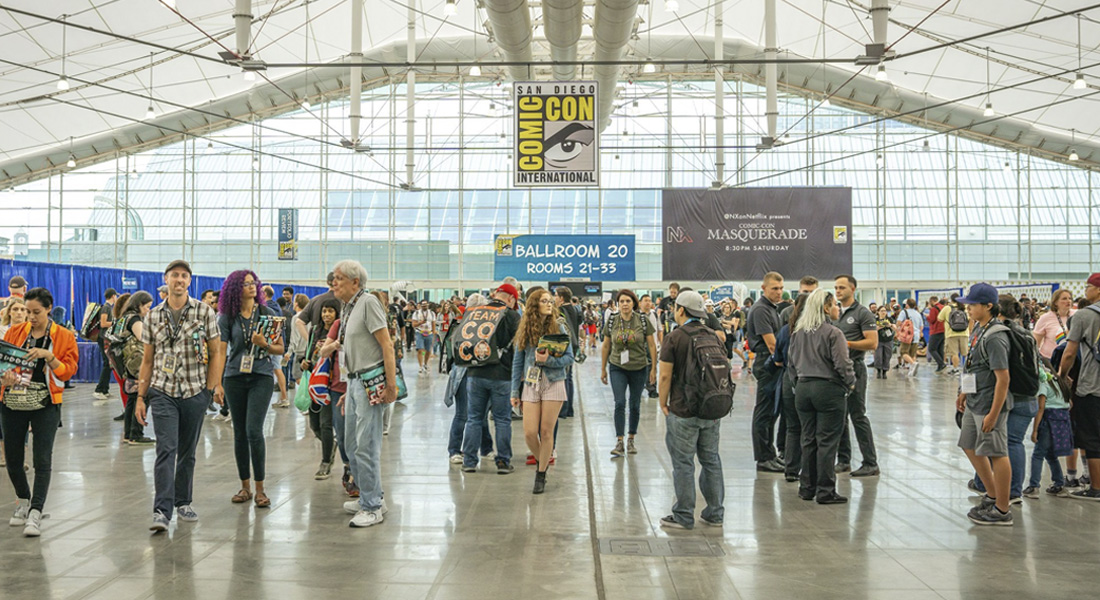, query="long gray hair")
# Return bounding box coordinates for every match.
[466,293,488,308]
[794,289,835,334]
